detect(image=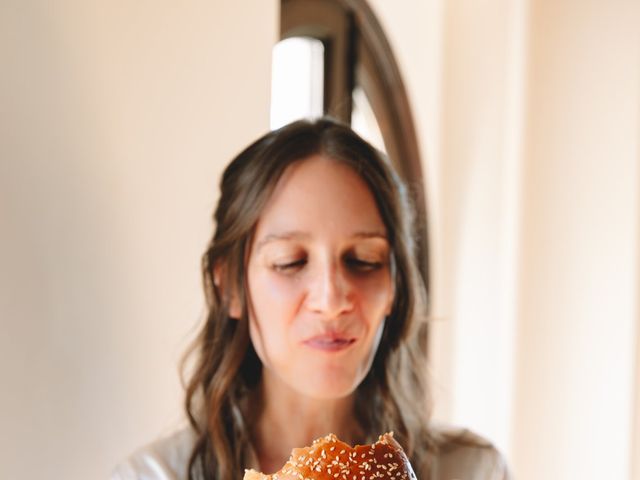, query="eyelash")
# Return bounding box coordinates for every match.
[272,259,306,272]
[346,258,383,271]
[272,257,383,273]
